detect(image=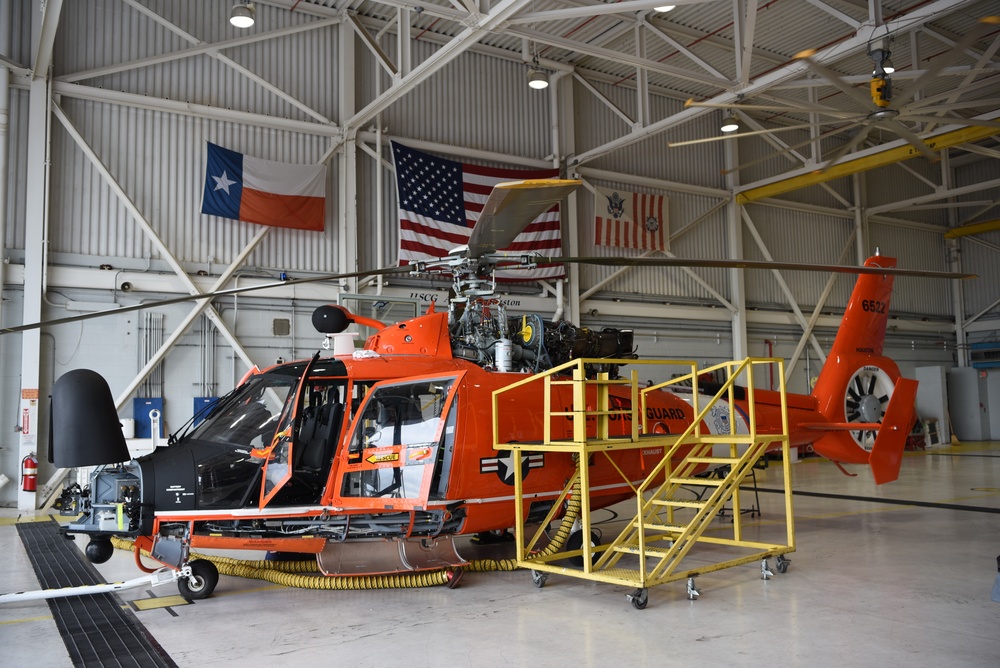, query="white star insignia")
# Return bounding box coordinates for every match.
[212,170,237,195]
